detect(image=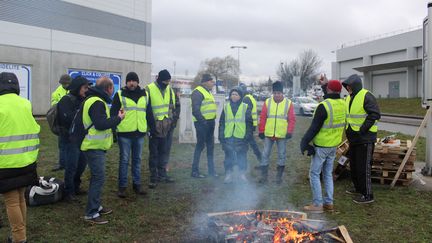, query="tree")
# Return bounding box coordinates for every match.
[277,49,322,90]
[193,56,239,90]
